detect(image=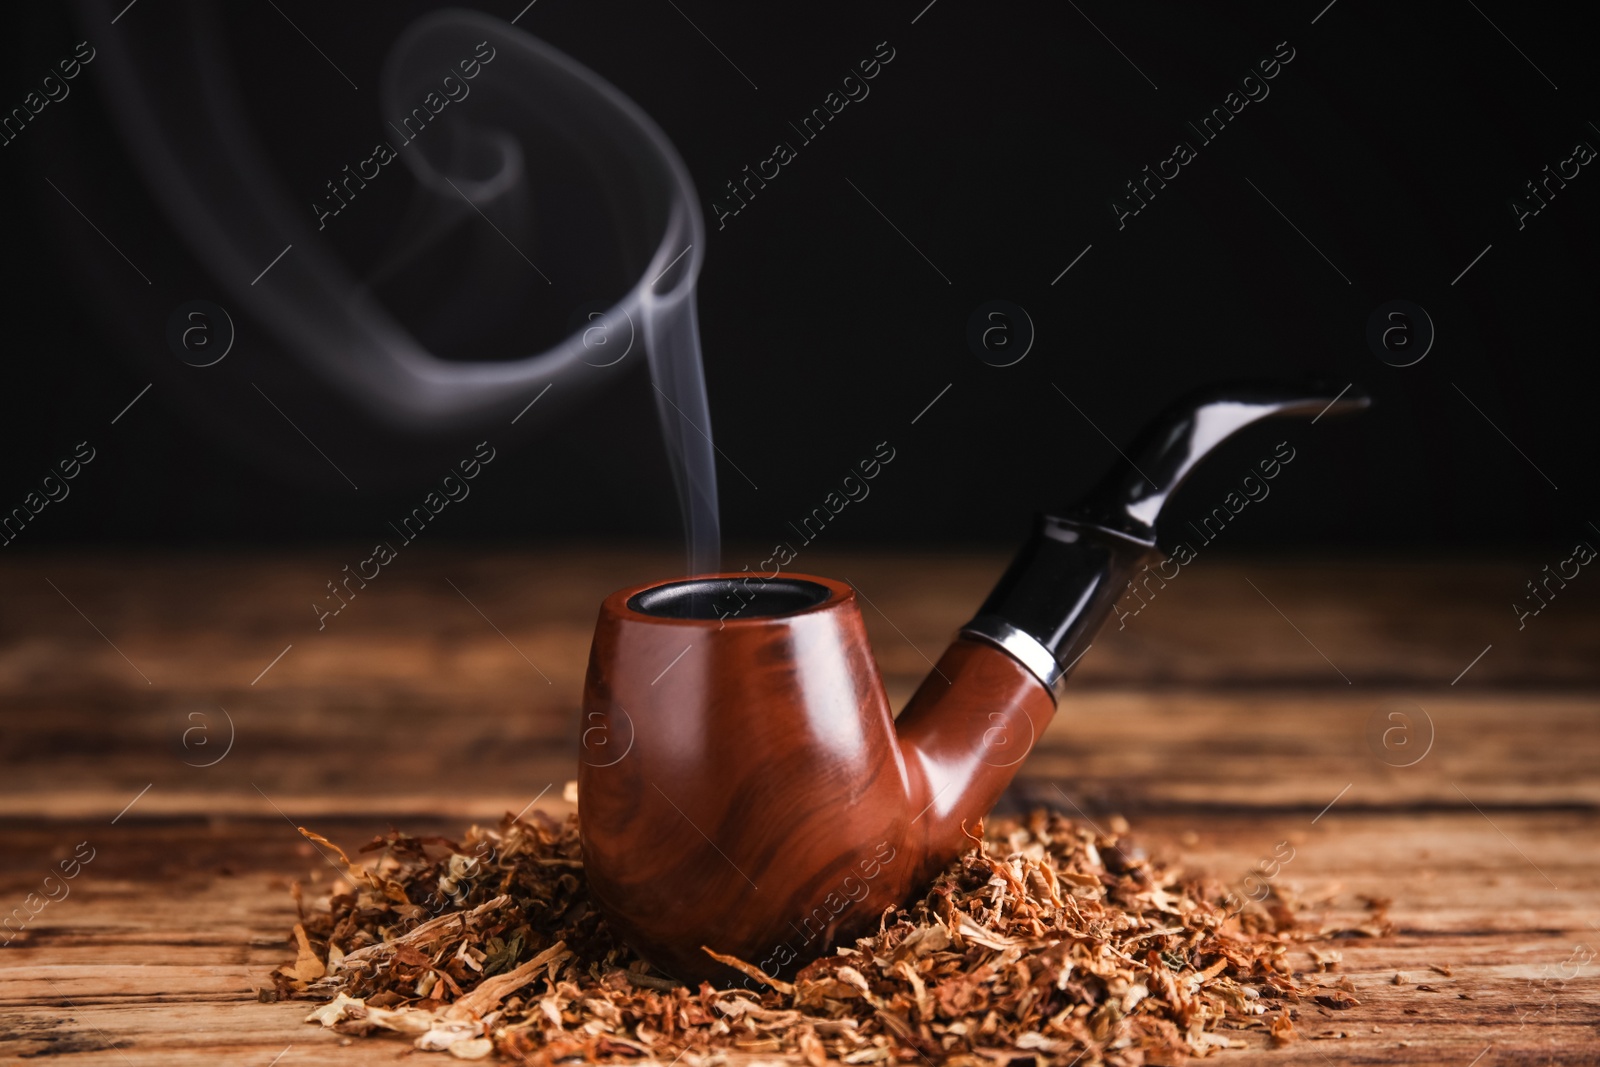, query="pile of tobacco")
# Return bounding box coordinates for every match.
[272,795,1387,1064]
